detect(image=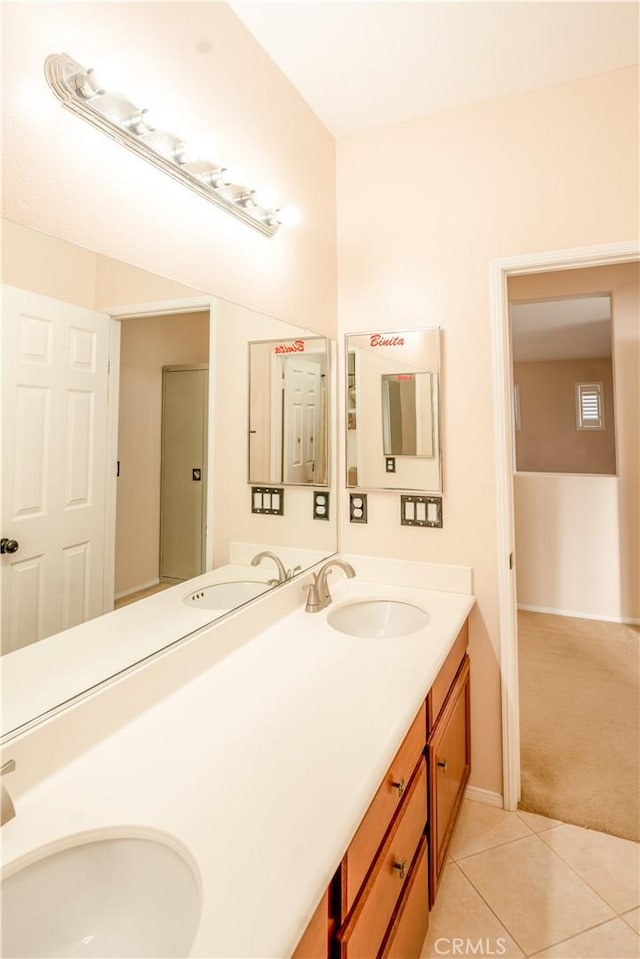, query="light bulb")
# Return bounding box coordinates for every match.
[174,142,198,165]
[179,136,217,165]
[207,168,231,188]
[279,206,302,227]
[87,57,128,94]
[139,101,180,134]
[253,185,278,209]
[225,165,247,187]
